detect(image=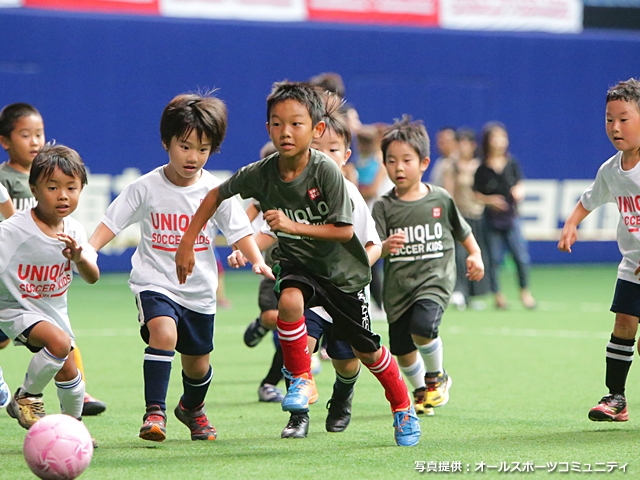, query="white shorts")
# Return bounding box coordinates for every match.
[0,309,73,346]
